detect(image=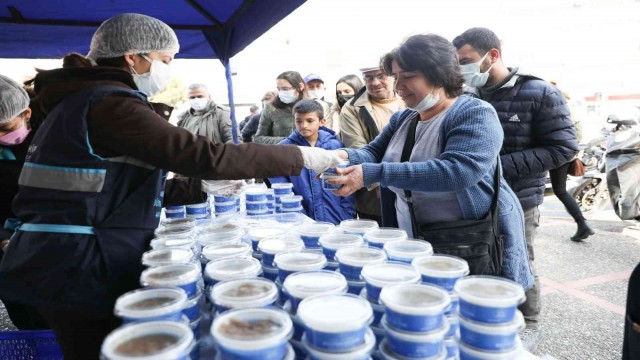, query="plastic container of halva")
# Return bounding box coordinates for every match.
[200,243,252,264]
[211,278,278,314]
[258,237,305,267]
[334,247,387,281]
[160,217,196,229]
[247,227,289,252]
[197,222,242,237]
[412,255,470,291]
[378,339,447,360]
[459,310,525,351]
[101,321,195,360]
[303,327,376,360]
[140,263,201,298]
[245,188,269,202]
[297,293,373,352]
[149,237,197,254]
[197,230,243,249]
[363,228,408,249]
[273,250,327,282]
[360,262,421,303]
[154,226,195,241]
[142,248,195,268]
[454,276,525,324]
[271,183,294,196]
[339,219,379,236]
[296,222,336,248]
[381,316,449,359]
[204,257,262,287]
[280,195,303,209]
[246,199,269,212]
[383,239,433,263]
[379,283,450,333]
[283,270,348,313]
[211,308,293,360]
[115,287,187,324]
[319,233,364,261]
[458,337,523,360]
